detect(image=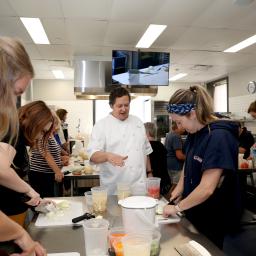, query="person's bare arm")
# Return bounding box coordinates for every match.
[43,151,64,182]
[239,146,246,154]
[170,169,184,201]
[164,168,223,216]
[90,151,128,167]
[175,149,186,161]
[146,155,153,177]
[0,211,46,256]
[0,166,40,206]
